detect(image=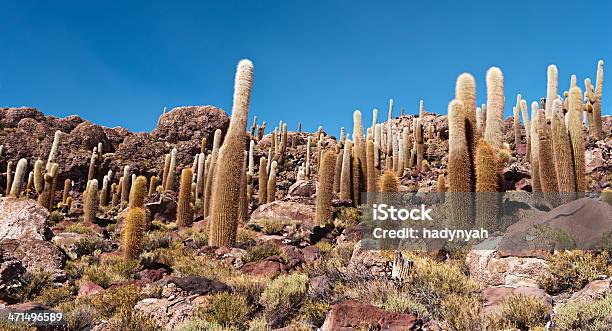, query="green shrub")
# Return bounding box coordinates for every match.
[297,299,330,326]
[173,255,238,280]
[34,285,75,308]
[48,211,65,225]
[333,207,361,229]
[175,319,231,331]
[82,254,140,288]
[242,243,285,264]
[248,316,270,331]
[441,294,482,331]
[497,294,549,330]
[259,219,285,235]
[260,273,309,326]
[14,268,53,301]
[196,292,253,329]
[540,250,608,294]
[143,231,172,251]
[237,228,259,247]
[554,293,612,331]
[64,223,96,235]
